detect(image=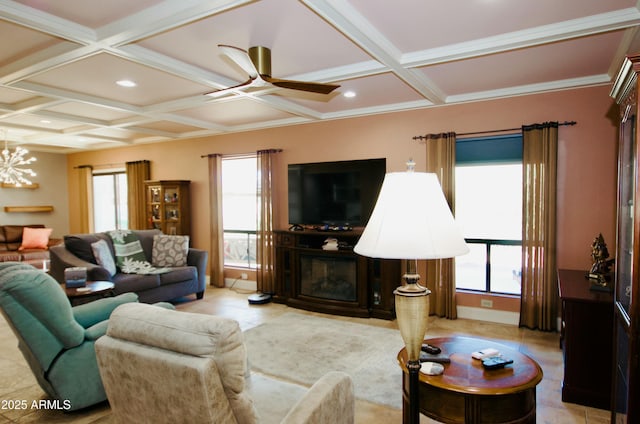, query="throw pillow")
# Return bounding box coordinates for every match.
[152,235,189,267]
[64,234,101,263]
[19,227,52,250]
[91,239,117,277]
